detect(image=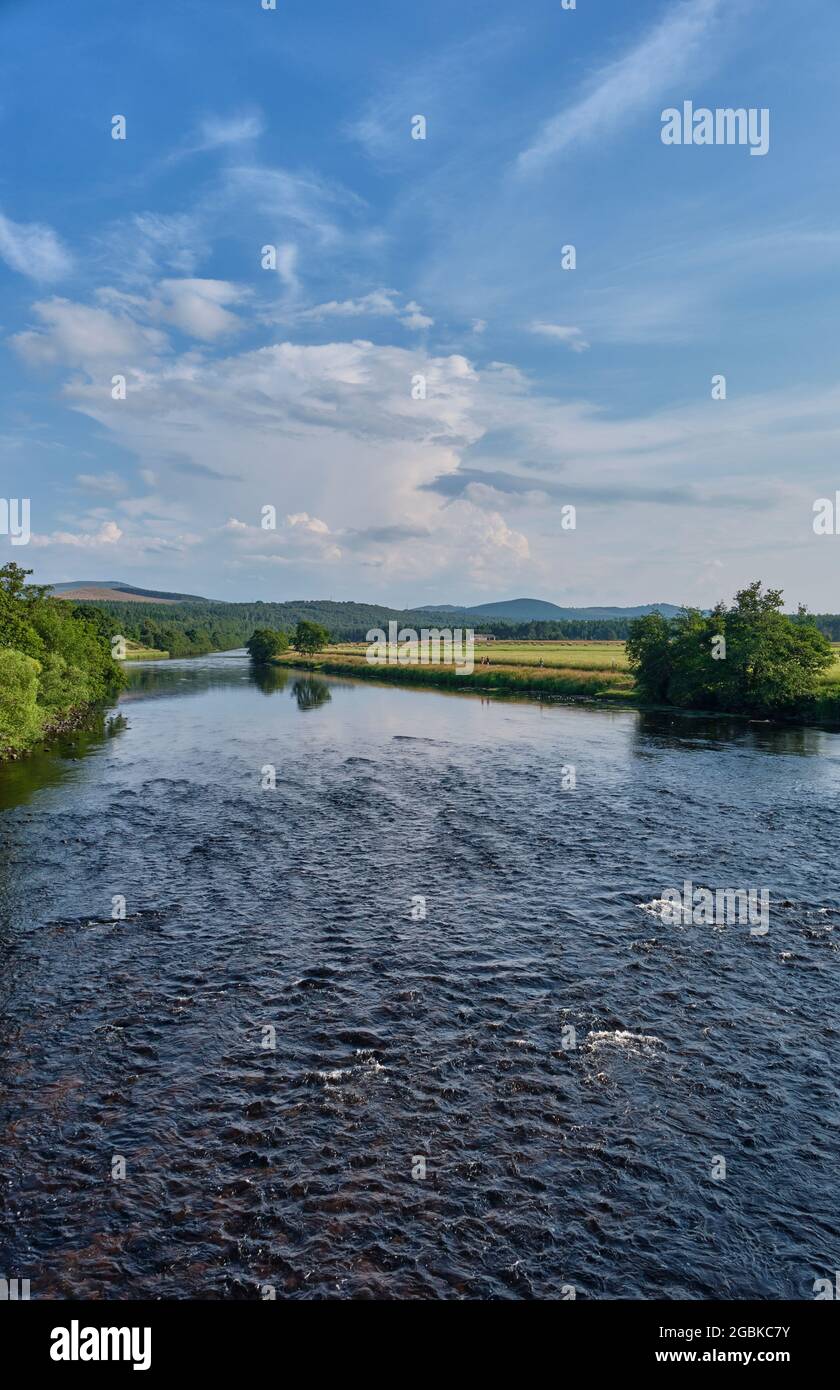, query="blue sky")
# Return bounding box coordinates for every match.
[2,0,839,607]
